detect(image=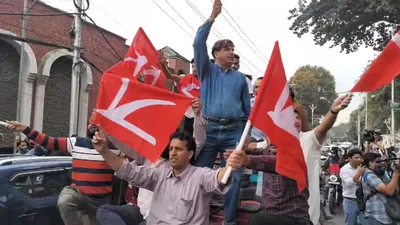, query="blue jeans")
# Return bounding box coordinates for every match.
[343,198,364,225]
[364,217,387,225]
[194,120,245,225]
[96,204,145,225]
